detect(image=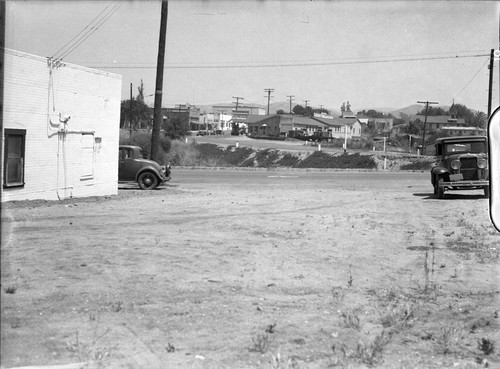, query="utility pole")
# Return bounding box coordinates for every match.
[233,96,243,133]
[287,95,295,114]
[264,88,274,115]
[151,1,168,163]
[232,96,243,119]
[417,100,438,155]
[129,83,133,139]
[488,48,494,117]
